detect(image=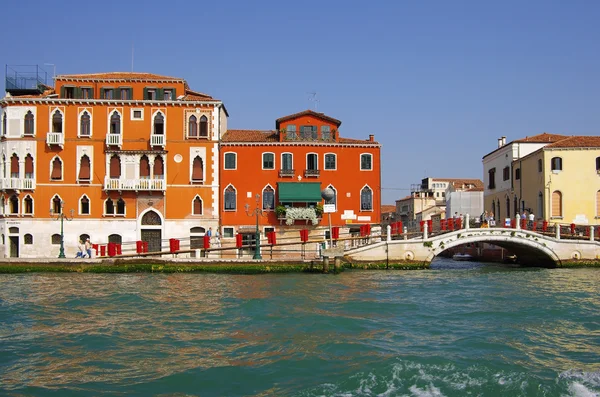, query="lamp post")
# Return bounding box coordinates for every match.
[50,200,74,258]
[245,194,268,260]
[321,188,335,247]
